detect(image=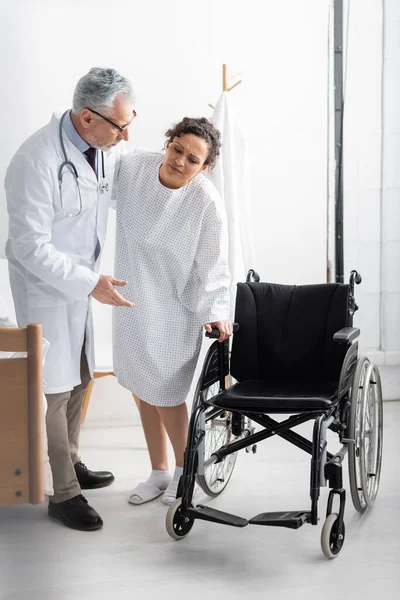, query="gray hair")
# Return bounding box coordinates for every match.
[72,67,135,115]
